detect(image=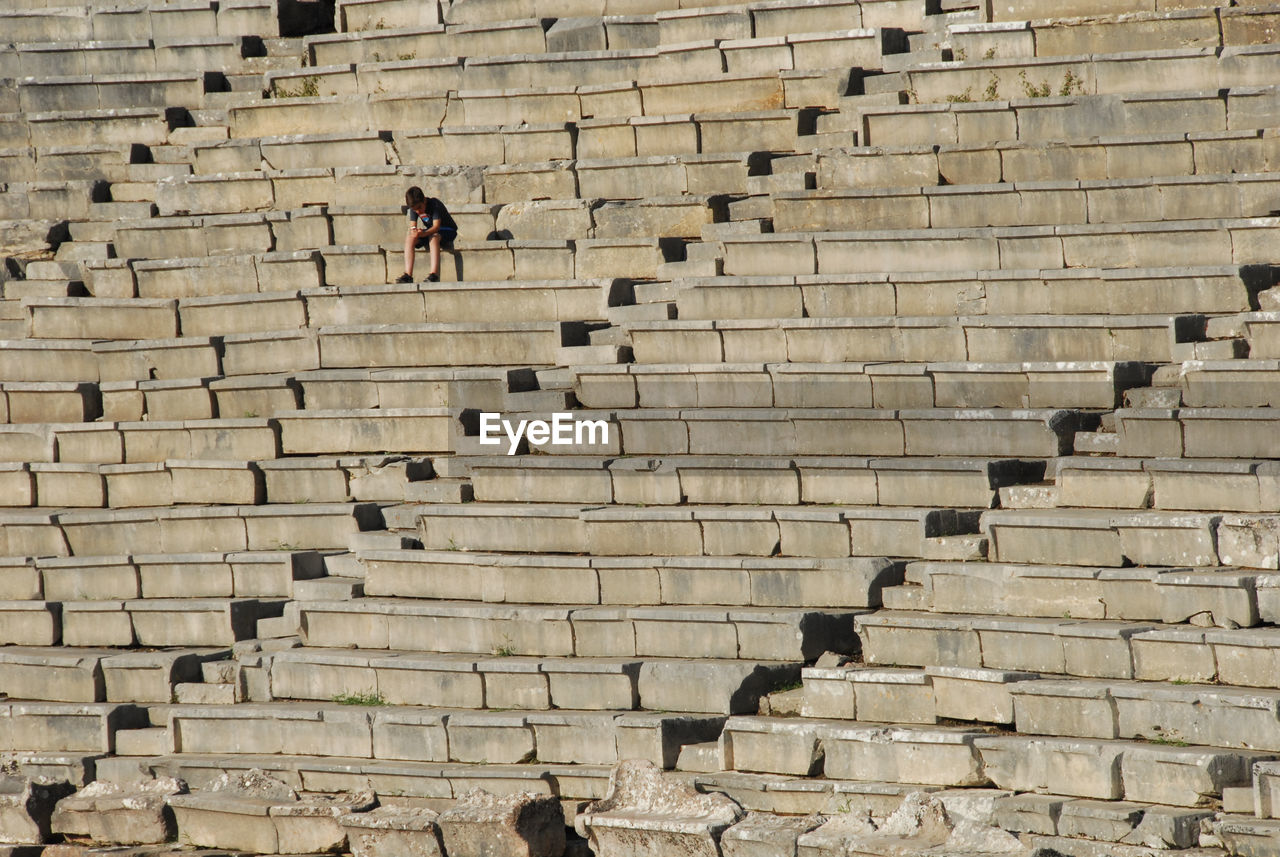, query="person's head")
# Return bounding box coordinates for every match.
[405,186,427,214]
